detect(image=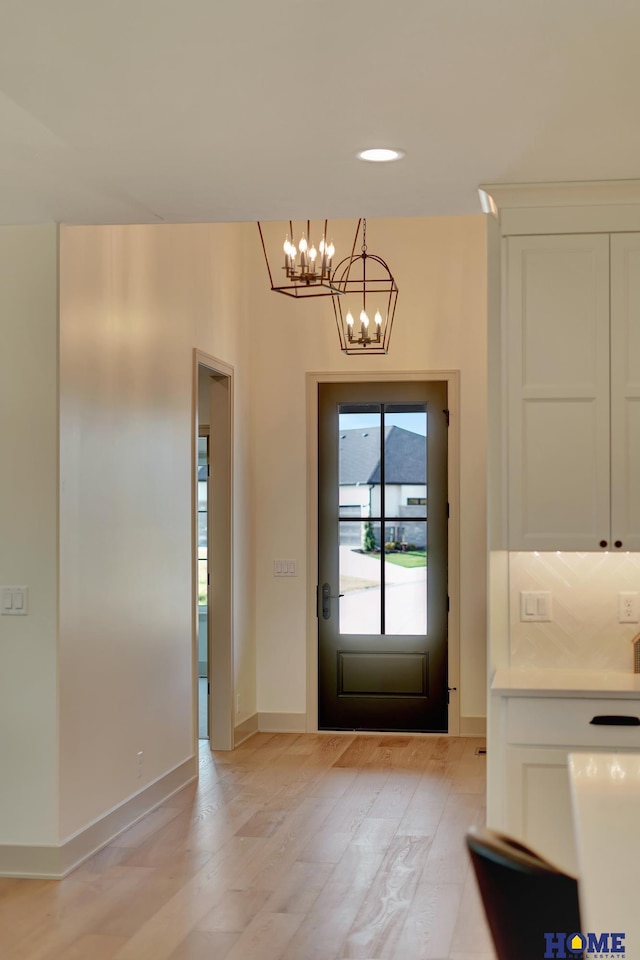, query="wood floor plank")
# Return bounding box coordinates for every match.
[239,797,337,892]
[367,771,420,819]
[420,792,485,886]
[220,912,304,960]
[111,837,267,960]
[166,930,240,960]
[332,736,382,768]
[196,889,272,933]
[280,854,384,960]
[39,933,128,960]
[1,735,495,960]
[263,860,335,914]
[448,865,496,958]
[340,835,432,958]
[391,881,462,960]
